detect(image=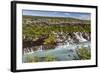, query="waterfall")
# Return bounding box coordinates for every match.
[38,45,43,51]
[55,41,70,50]
[74,32,81,42]
[74,32,87,42]
[68,36,71,40]
[80,33,87,42]
[67,42,70,46]
[63,42,70,49]
[65,40,70,46]
[30,47,34,53]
